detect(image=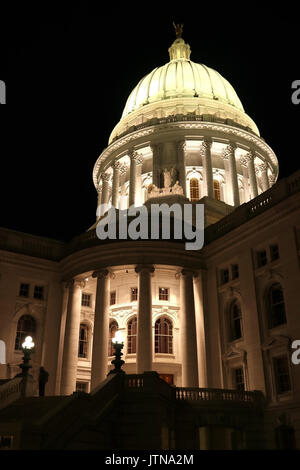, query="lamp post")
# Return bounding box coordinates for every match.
[19,336,35,377]
[108,330,125,375]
